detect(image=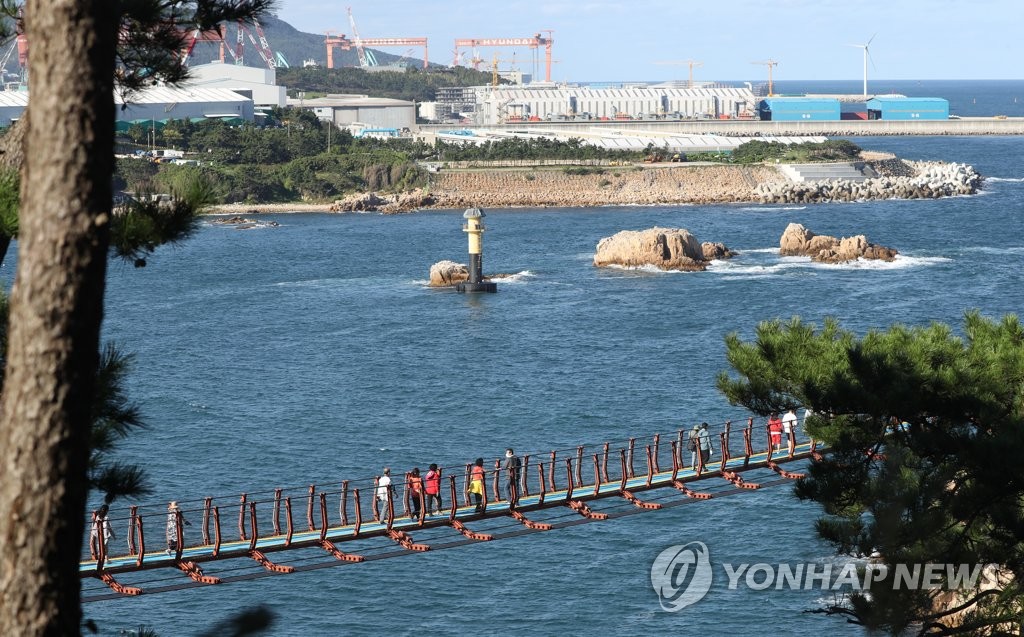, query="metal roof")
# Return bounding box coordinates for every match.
[115,86,251,105]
